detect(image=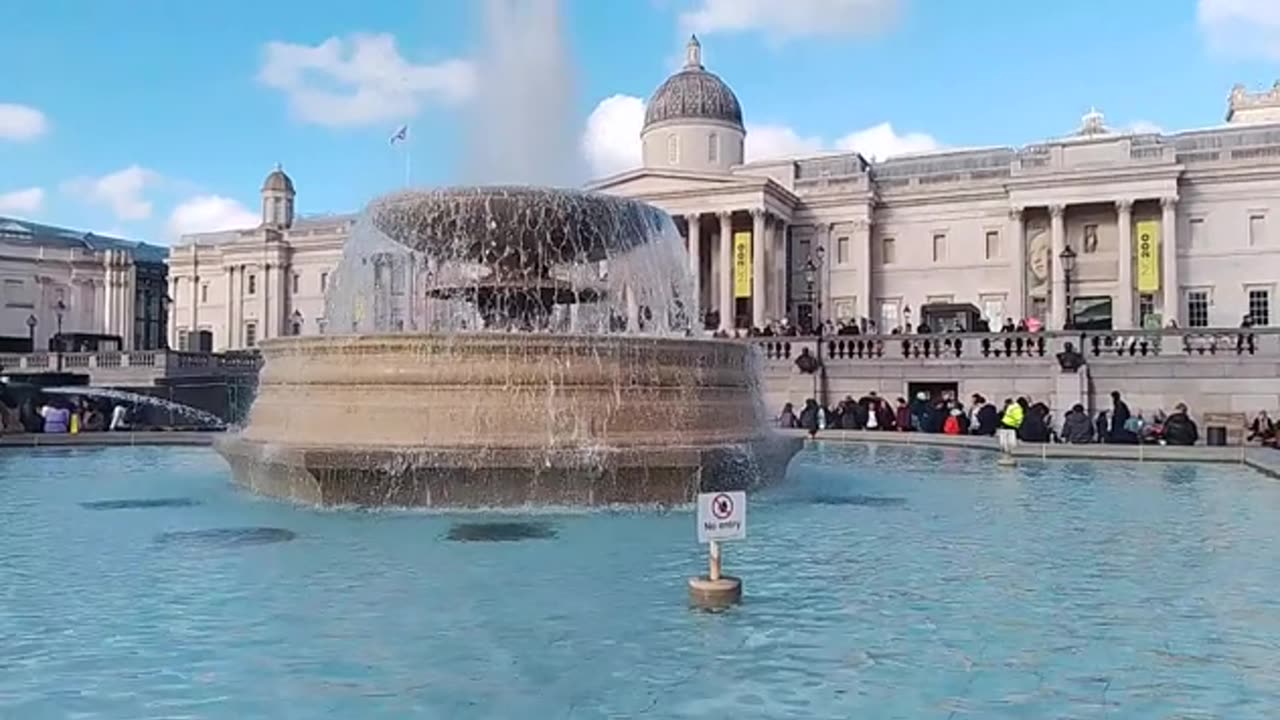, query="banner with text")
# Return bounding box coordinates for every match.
[1135,220,1160,293]
[733,230,752,298]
